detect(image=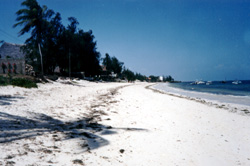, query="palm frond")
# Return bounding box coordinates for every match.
[21,0,39,8]
[16,9,30,15]
[15,15,30,22]
[13,20,27,28]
